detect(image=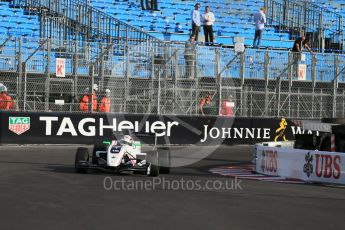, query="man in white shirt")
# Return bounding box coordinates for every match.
[191,3,202,41]
[202,6,215,45]
[253,7,267,48]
